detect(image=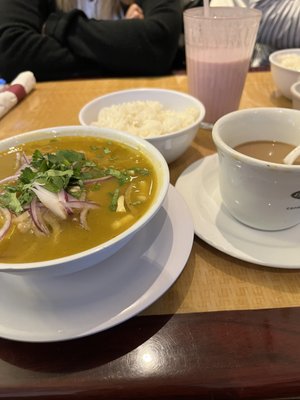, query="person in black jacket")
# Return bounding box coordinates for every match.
[0,0,182,82]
